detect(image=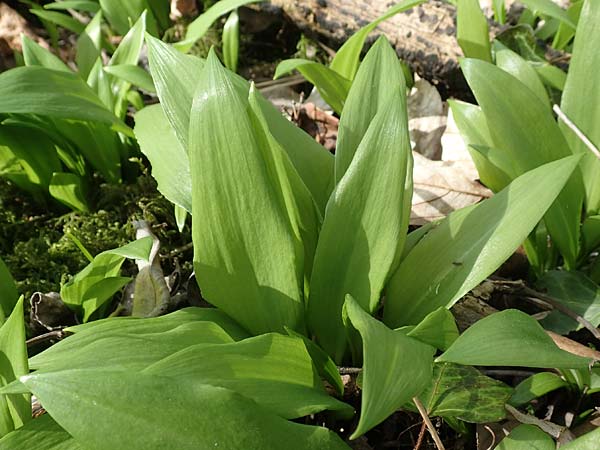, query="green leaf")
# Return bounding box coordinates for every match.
[30,9,85,33]
[76,11,102,81]
[134,105,191,212]
[552,1,582,50]
[437,309,591,369]
[60,237,153,318]
[384,156,581,327]
[345,295,434,439]
[493,0,507,24]
[494,42,549,105]
[0,257,18,319]
[49,172,89,212]
[0,415,81,450]
[0,297,30,437]
[496,424,554,450]
[146,35,334,214]
[582,215,600,255]
[104,64,155,92]
[520,0,575,27]
[145,333,353,419]
[99,0,158,36]
[460,57,583,269]
[174,0,261,53]
[457,0,492,62]
[330,0,427,80]
[21,35,70,72]
[509,372,568,406]
[407,308,459,351]
[0,66,131,136]
[223,9,239,72]
[174,204,187,232]
[190,52,306,335]
[560,424,600,449]
[45,1,100,12]
[274,59,351,114]
[417,363,512,423]
[532,62,567,91]
[537,270,600,335]
[560,0,600,215]
[308,49,411,361]
[20,370,350,450]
